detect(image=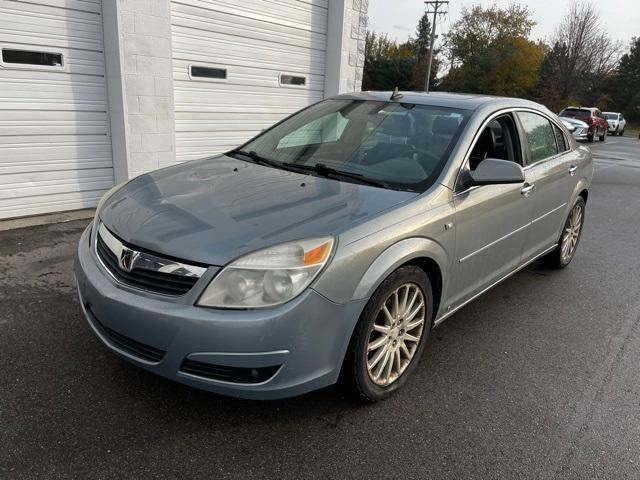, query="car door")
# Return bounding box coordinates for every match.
[516,111,578,261]
[450,113,536,309]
